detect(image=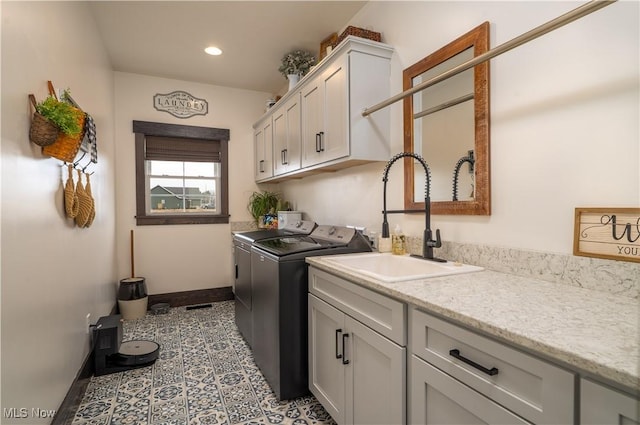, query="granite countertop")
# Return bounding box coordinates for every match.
[306,255,640,393]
